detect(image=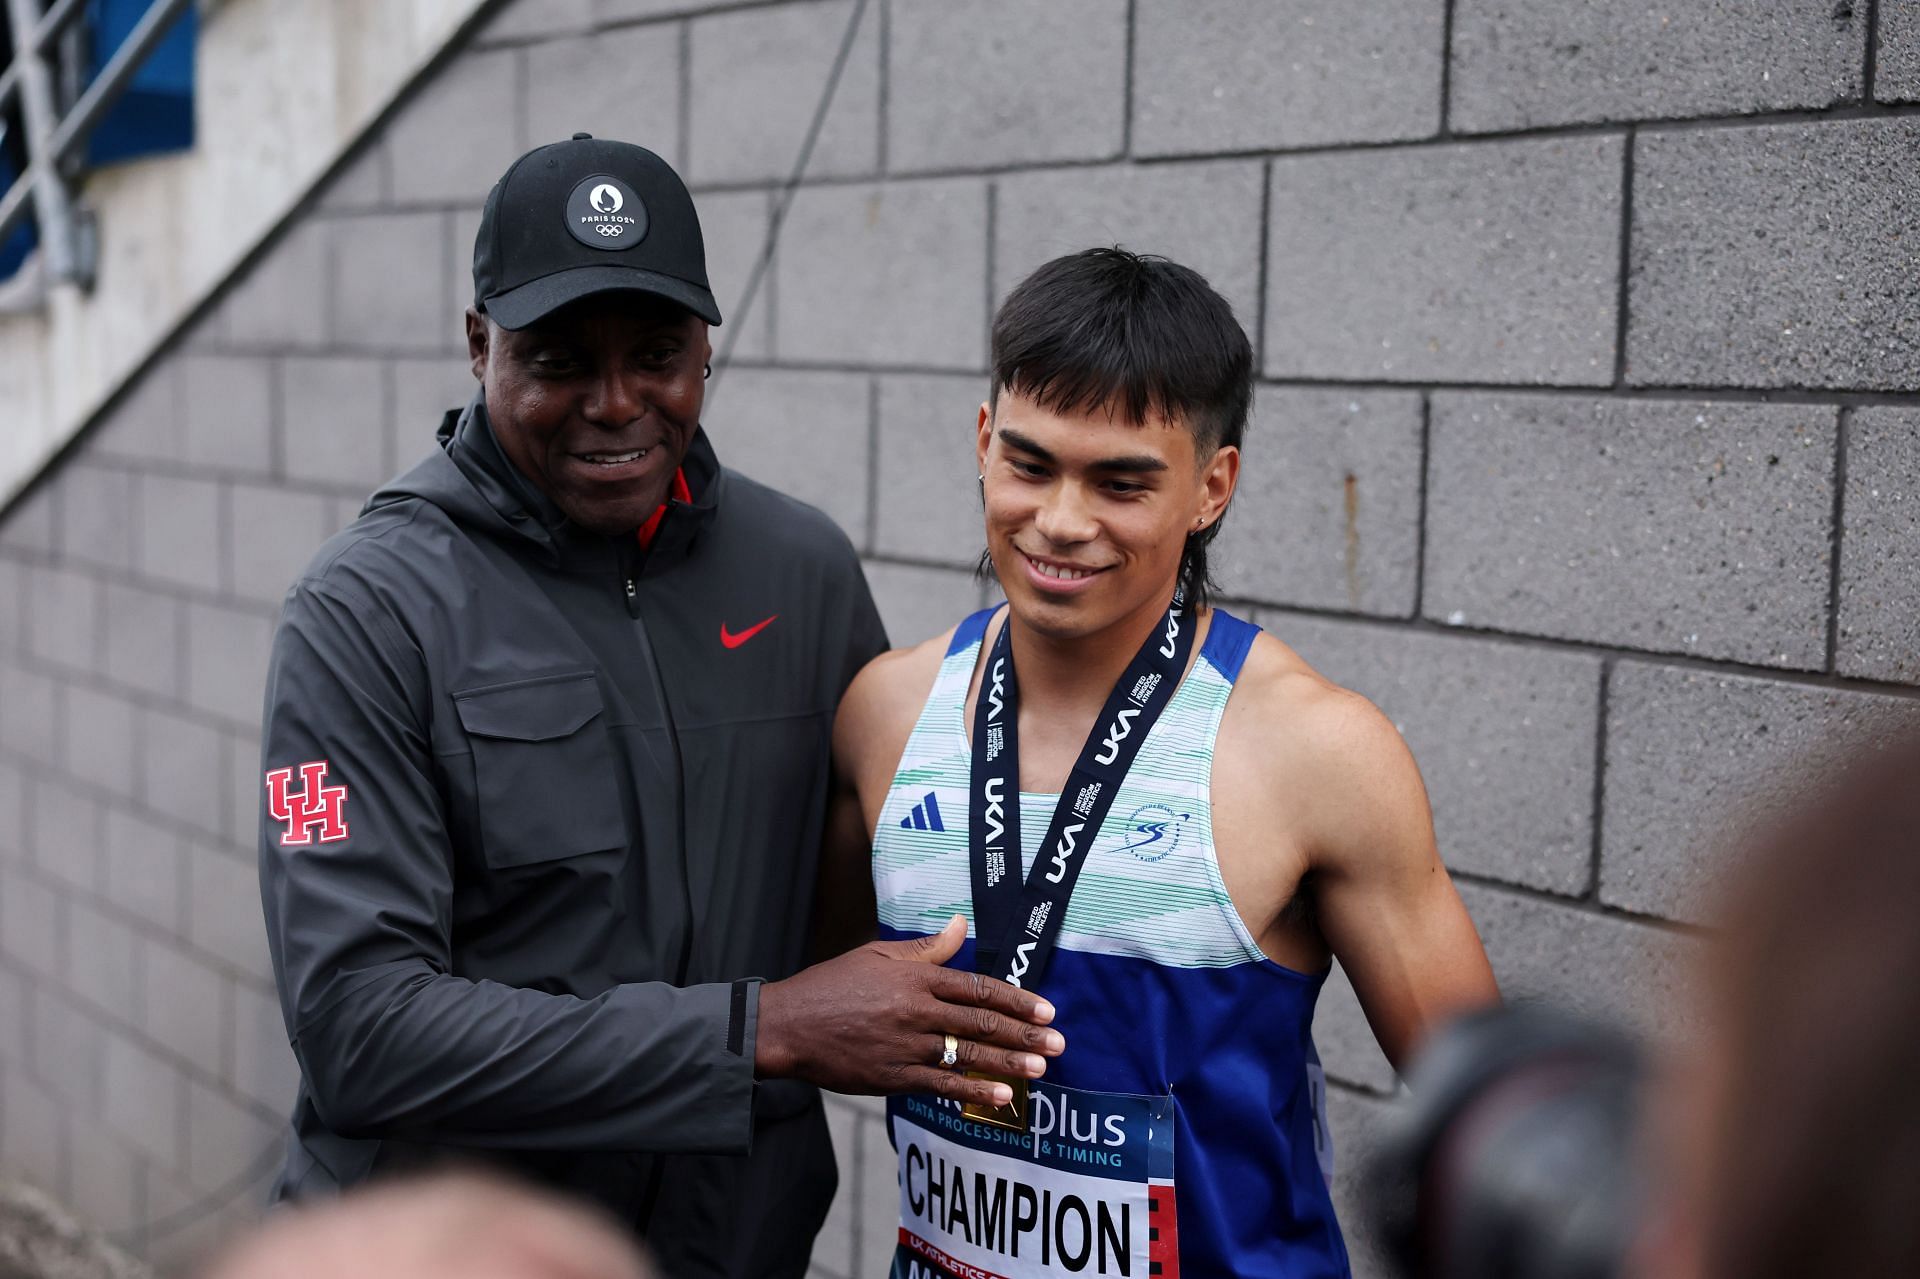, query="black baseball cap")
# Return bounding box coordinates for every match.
[472,134,722,331]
